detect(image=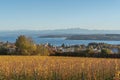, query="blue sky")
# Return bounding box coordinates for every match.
[0,0,120,30]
